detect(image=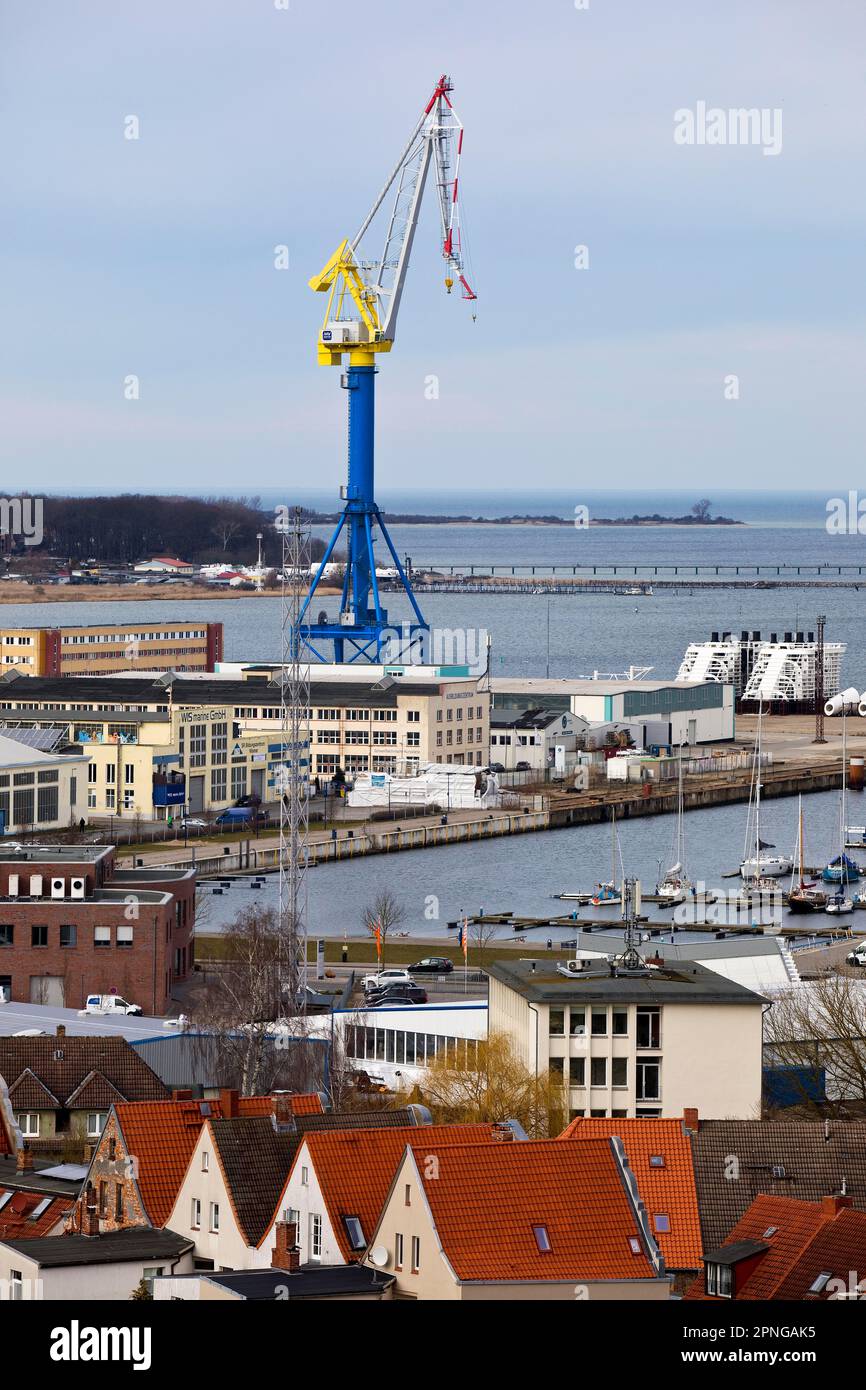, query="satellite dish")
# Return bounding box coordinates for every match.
[368,1245,389,1268]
